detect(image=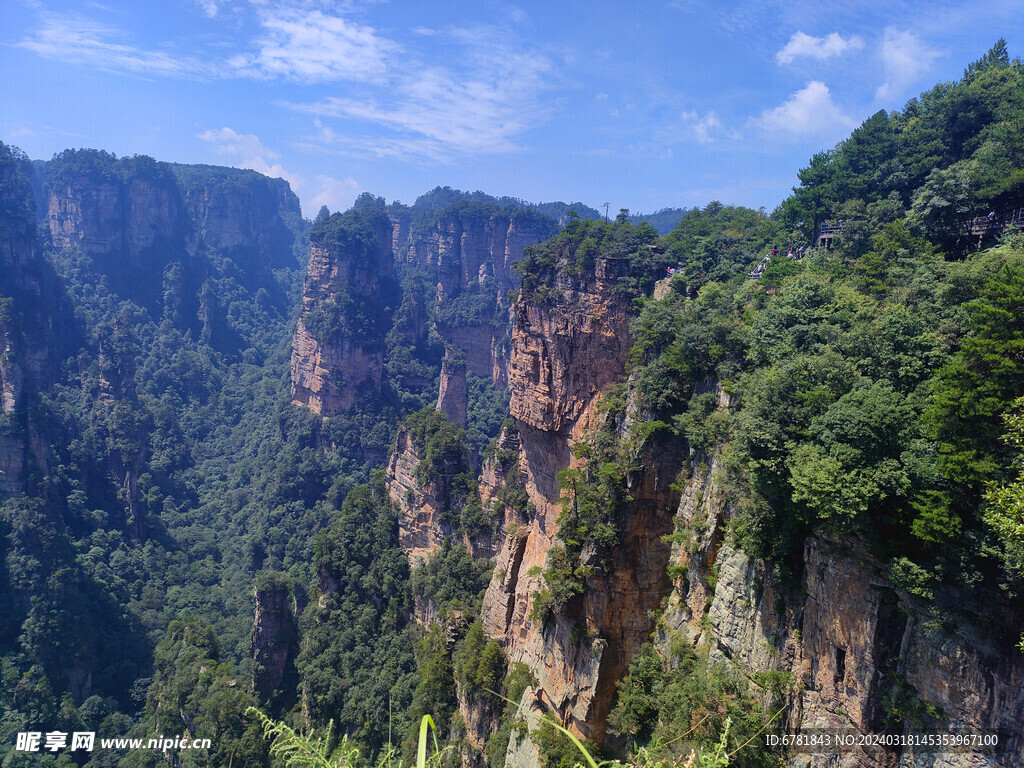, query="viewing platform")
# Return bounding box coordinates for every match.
[816,221,843,248]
